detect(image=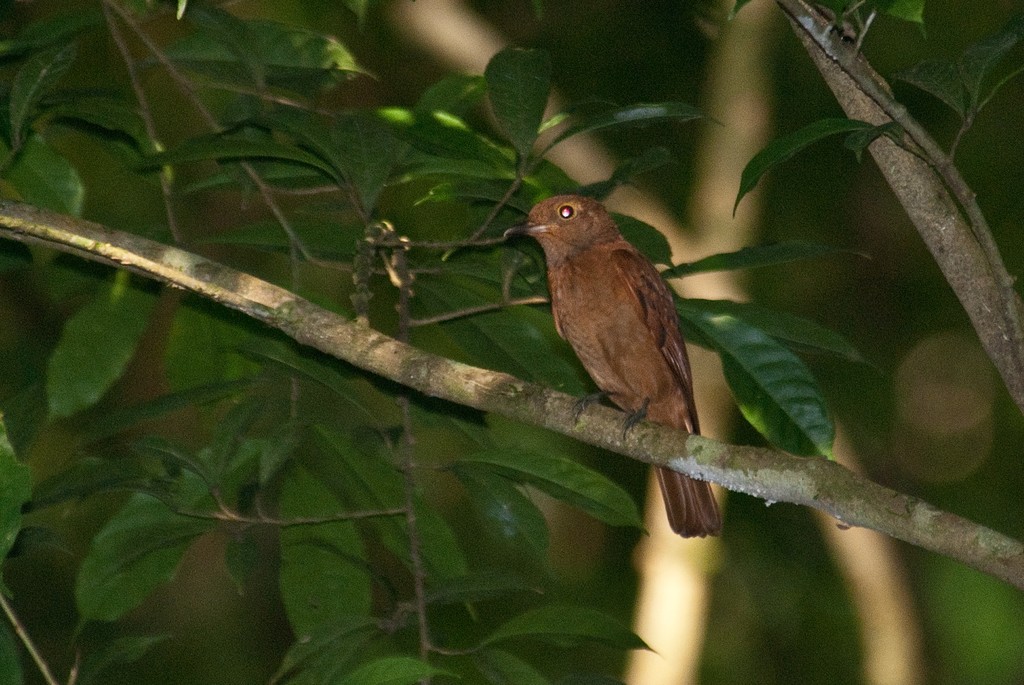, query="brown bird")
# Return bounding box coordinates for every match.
[506,194,721,537]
